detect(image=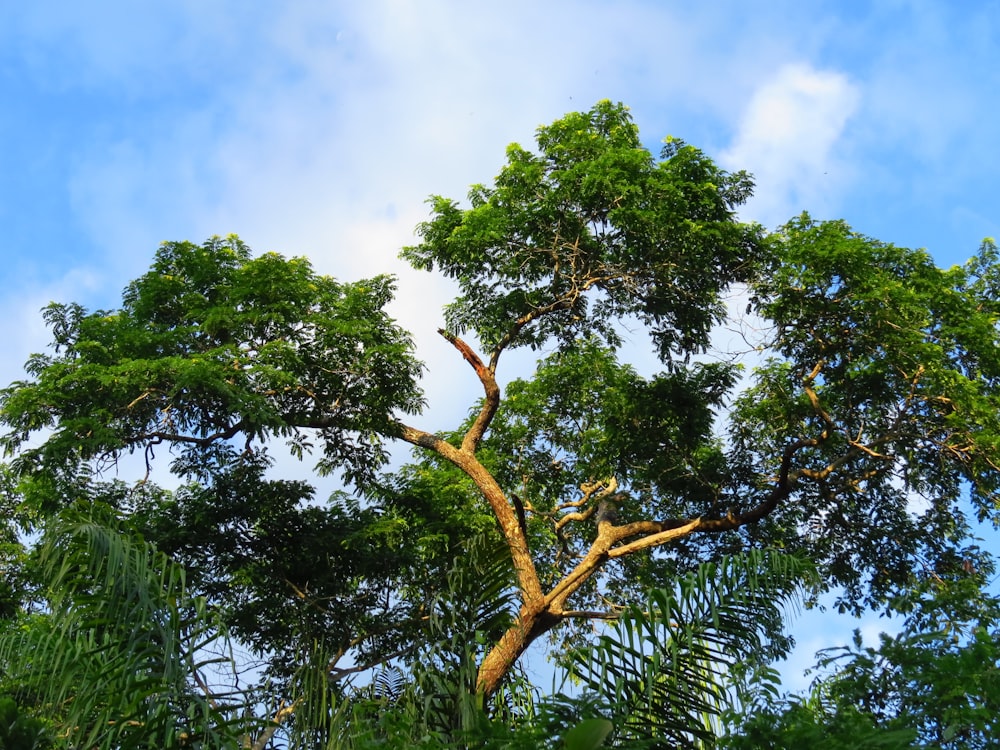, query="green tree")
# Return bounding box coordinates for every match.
[815,569,1000,746]
[3,101,1000,735]
[1,237,442,688]
[722,562,1000,748]
[0,509,245,749]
